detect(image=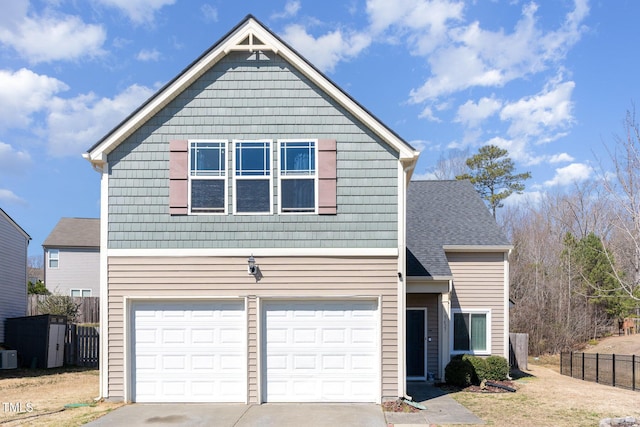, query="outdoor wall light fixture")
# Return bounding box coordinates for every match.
[248,255,257,276]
